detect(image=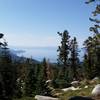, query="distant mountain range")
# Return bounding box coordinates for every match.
[0,48,39,64]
